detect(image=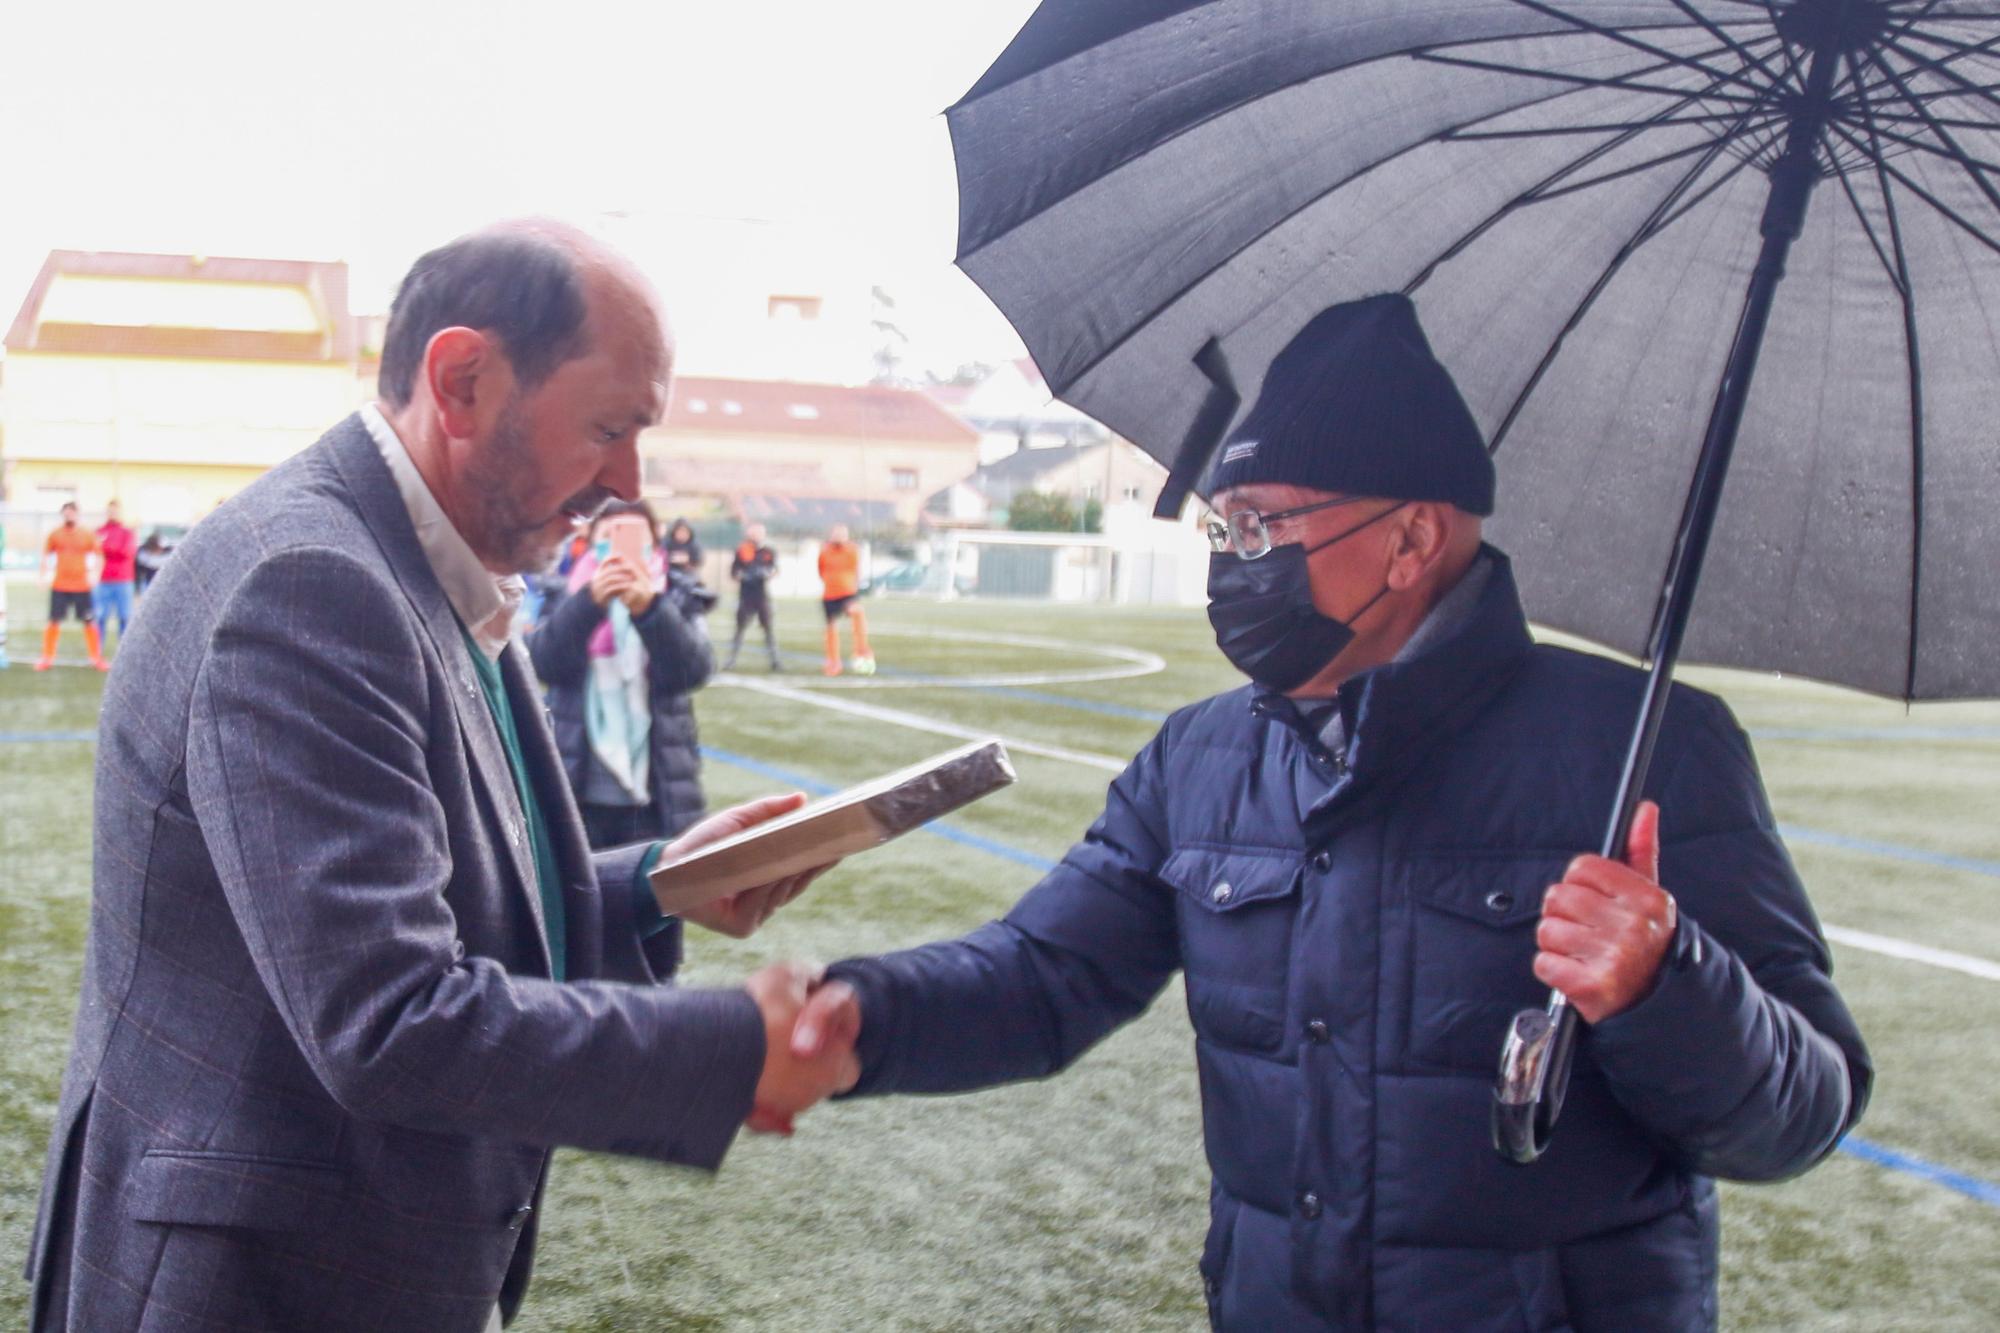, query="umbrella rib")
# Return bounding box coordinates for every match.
[1644,144,1766,233]
[1660,0,1789,90]
[1444,109,1772,140]
[1525,118,1783,201]
[1412,49,1765,106]
[1828,153,1911,295]
[1851,95,1929,700]
[1859,45,2000,217]
[1835,94,2000,174]
[1497,0,1778,101]
[1486,128,1748,453]
[1826,121,2000,257]
[1043,43,1767,395]
[1849,28,2000,107]
[1405,62,1769,291]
